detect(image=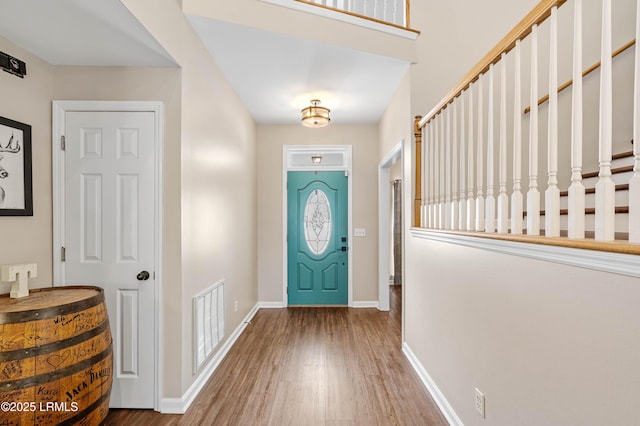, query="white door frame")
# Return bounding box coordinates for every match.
[282,145,353,306]
[52,100,164,411]
[378,141,403,311]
